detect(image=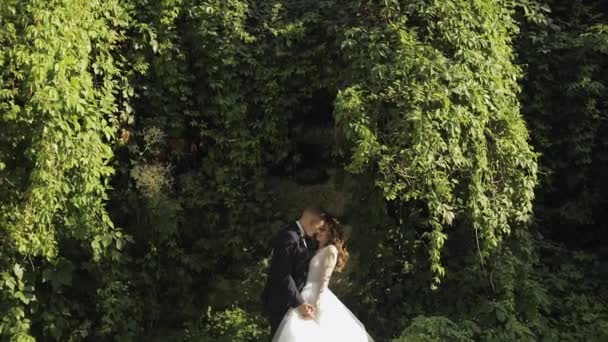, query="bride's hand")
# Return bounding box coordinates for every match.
[297,303,315,319]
